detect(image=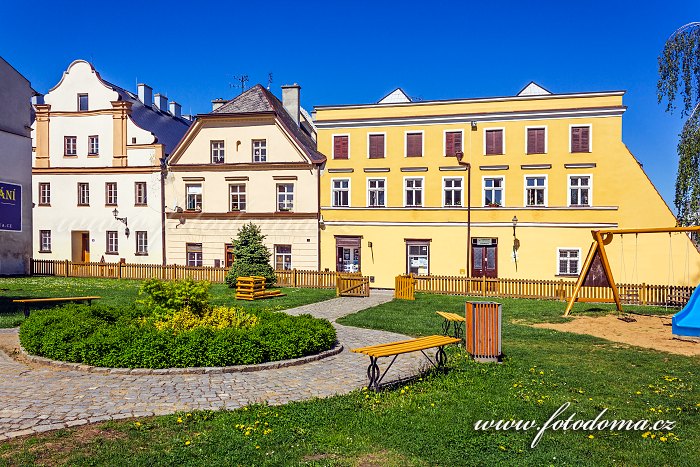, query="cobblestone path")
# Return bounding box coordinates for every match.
[0,290,426,440]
